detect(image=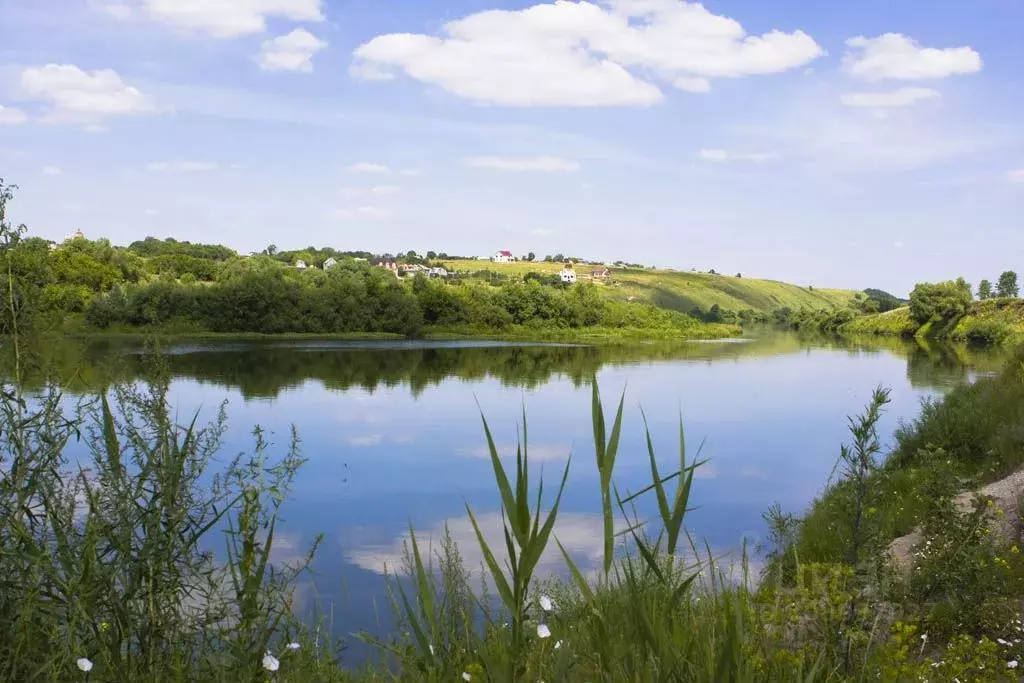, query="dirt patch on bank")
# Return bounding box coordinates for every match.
[888,468,1024,573]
